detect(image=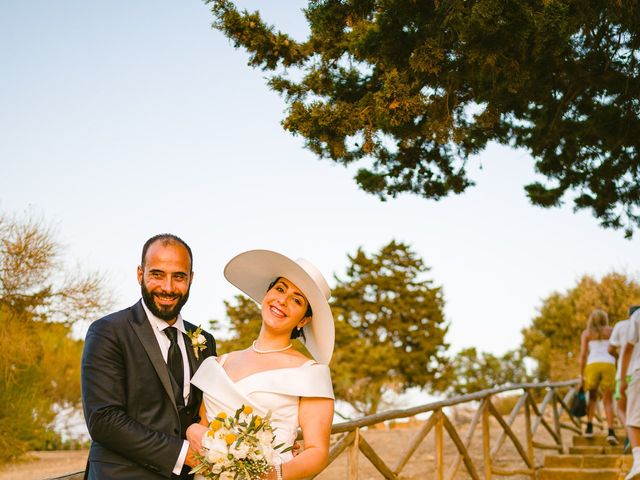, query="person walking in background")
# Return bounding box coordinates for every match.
[620,307,640,480]
[608,306,640,450]
[578,309,618,444]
